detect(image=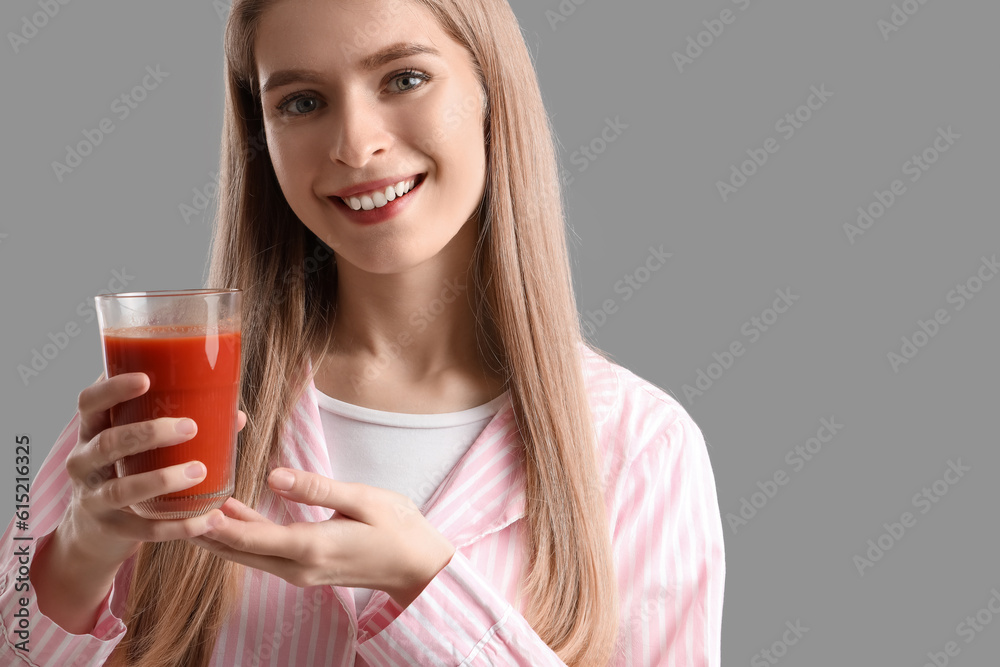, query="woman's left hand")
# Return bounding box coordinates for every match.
[187,468,455,608]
